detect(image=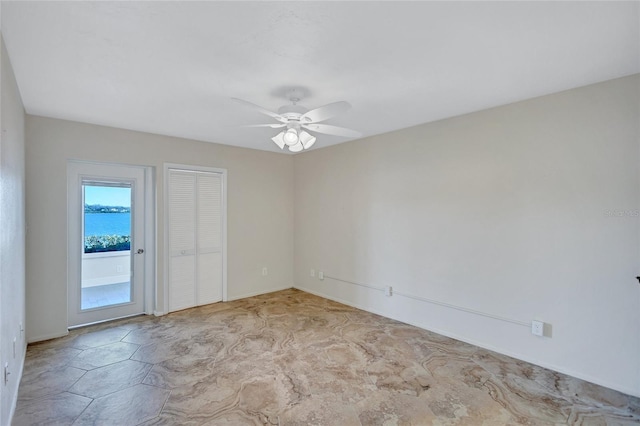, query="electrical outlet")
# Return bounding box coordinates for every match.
[531,320,544,337]
[262,267,268,276]
[4,363,9,385]
[310,269,315,278]
[318,271,324,280]
[384,286,393,297]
